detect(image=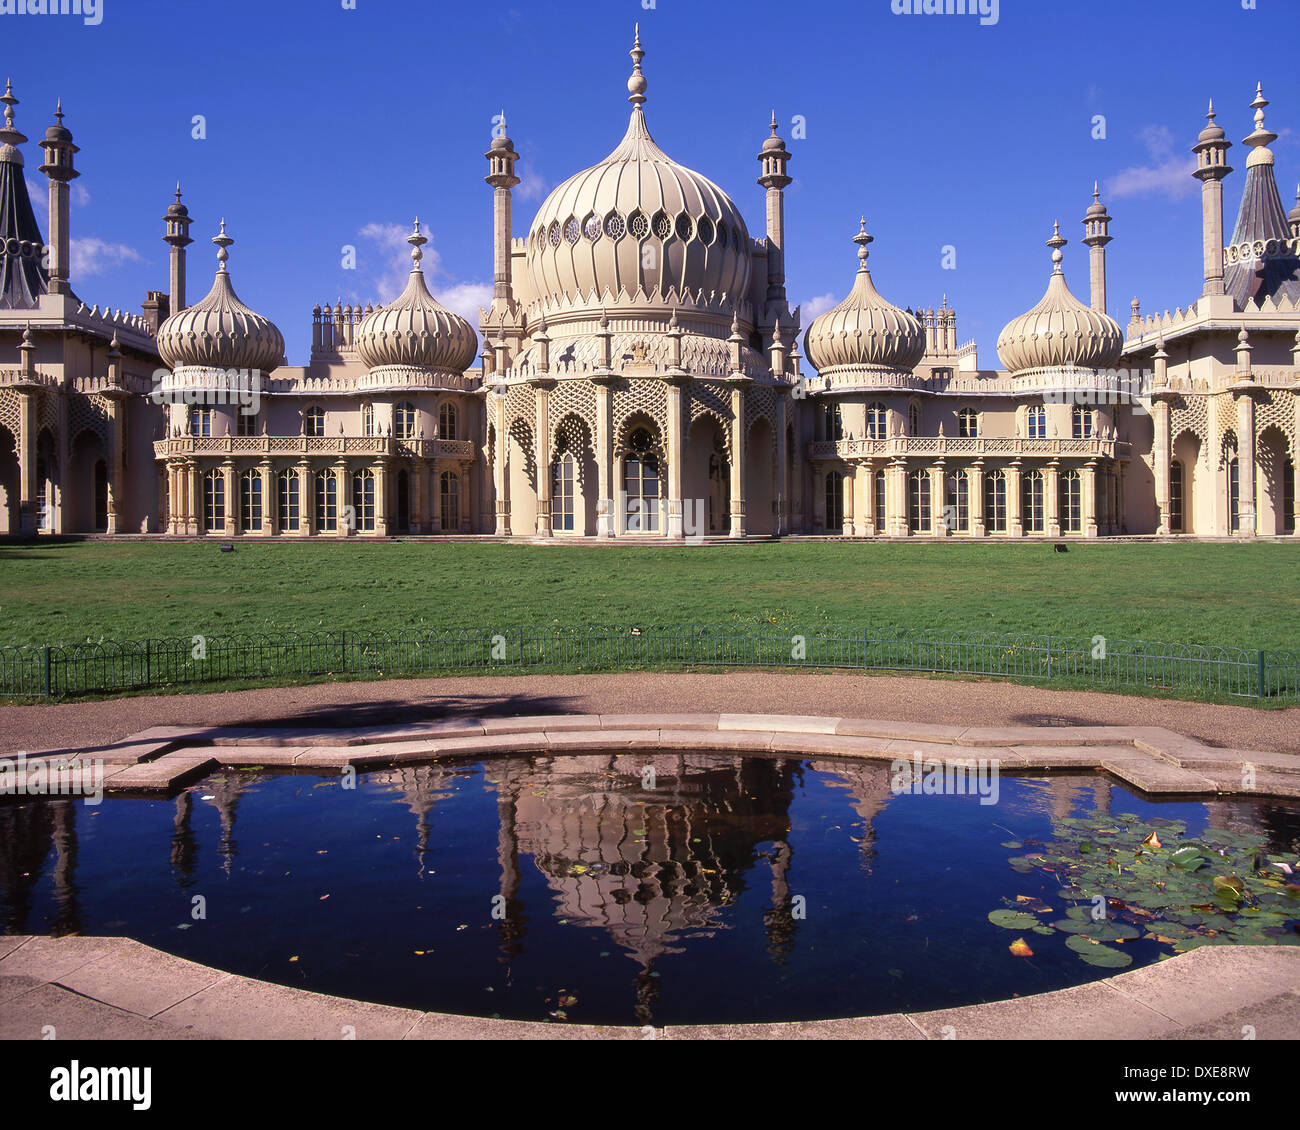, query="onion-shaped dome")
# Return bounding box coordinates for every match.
[802,220,925,374]
[355,221,477,375]
[996,223,1122,374]
[156,221,285,373]
[525,29,750,315]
